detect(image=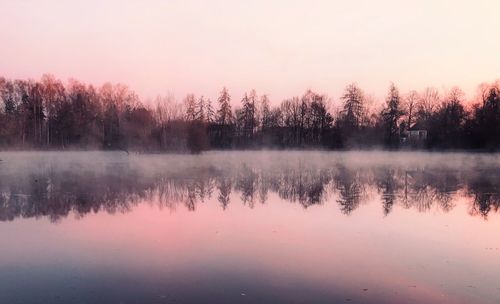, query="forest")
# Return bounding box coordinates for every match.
[0,75,499,152]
